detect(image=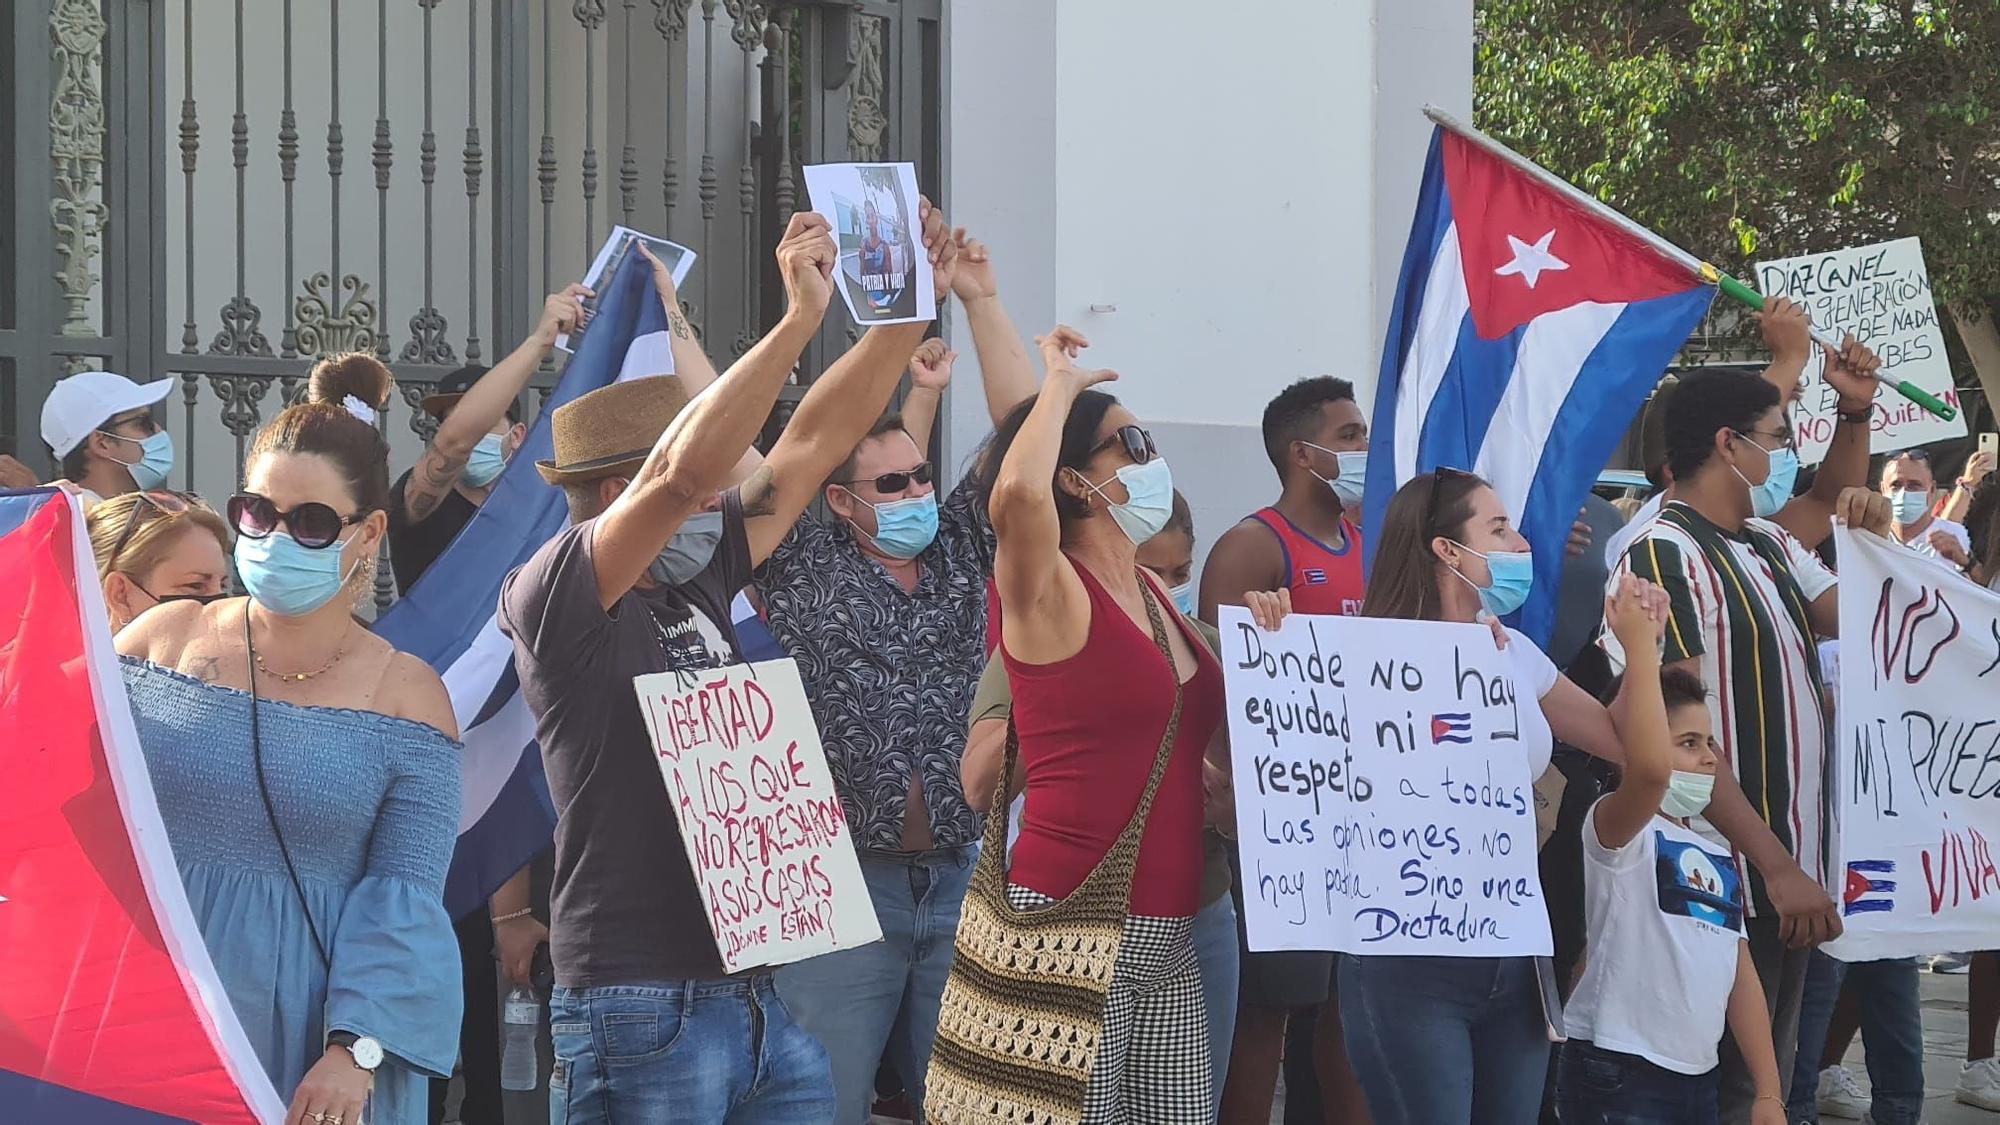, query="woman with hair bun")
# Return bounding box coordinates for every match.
[308,351,396,422]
